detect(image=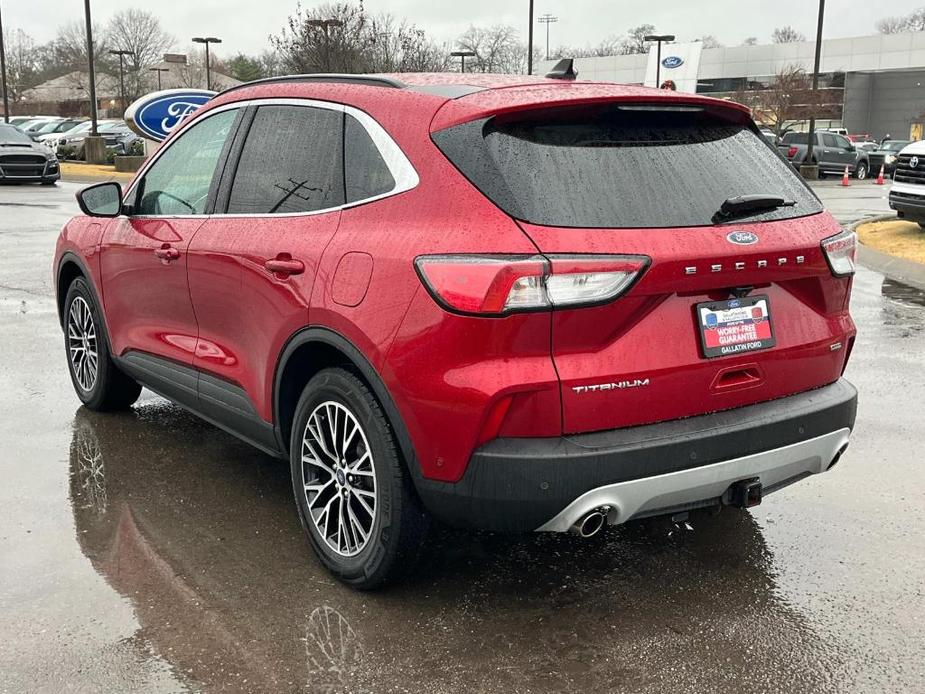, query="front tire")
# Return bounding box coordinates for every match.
[855,162,869,180]
[290,368,428,589]
[63,279,141,411]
